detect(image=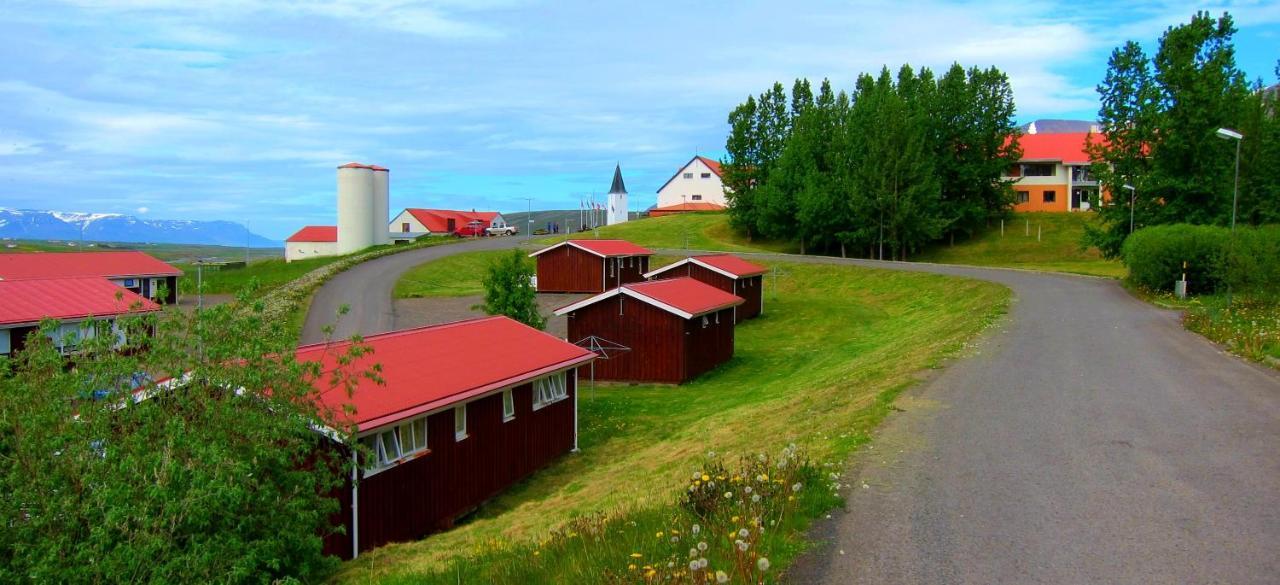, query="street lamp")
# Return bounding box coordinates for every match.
[1122,184,1136,234]
[1215,127,1243,309]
